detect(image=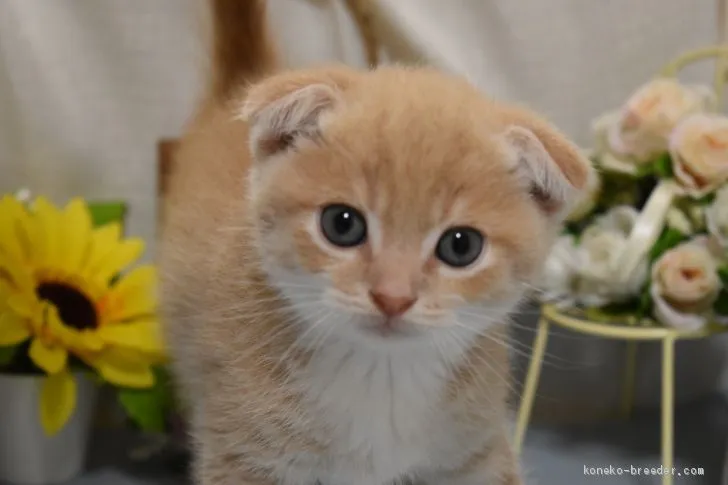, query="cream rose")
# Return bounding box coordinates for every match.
[669,113,728,197]
[651,237,721,330]
[706,185,728,256]
[593,79,713,173]
[610,79,712,161]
